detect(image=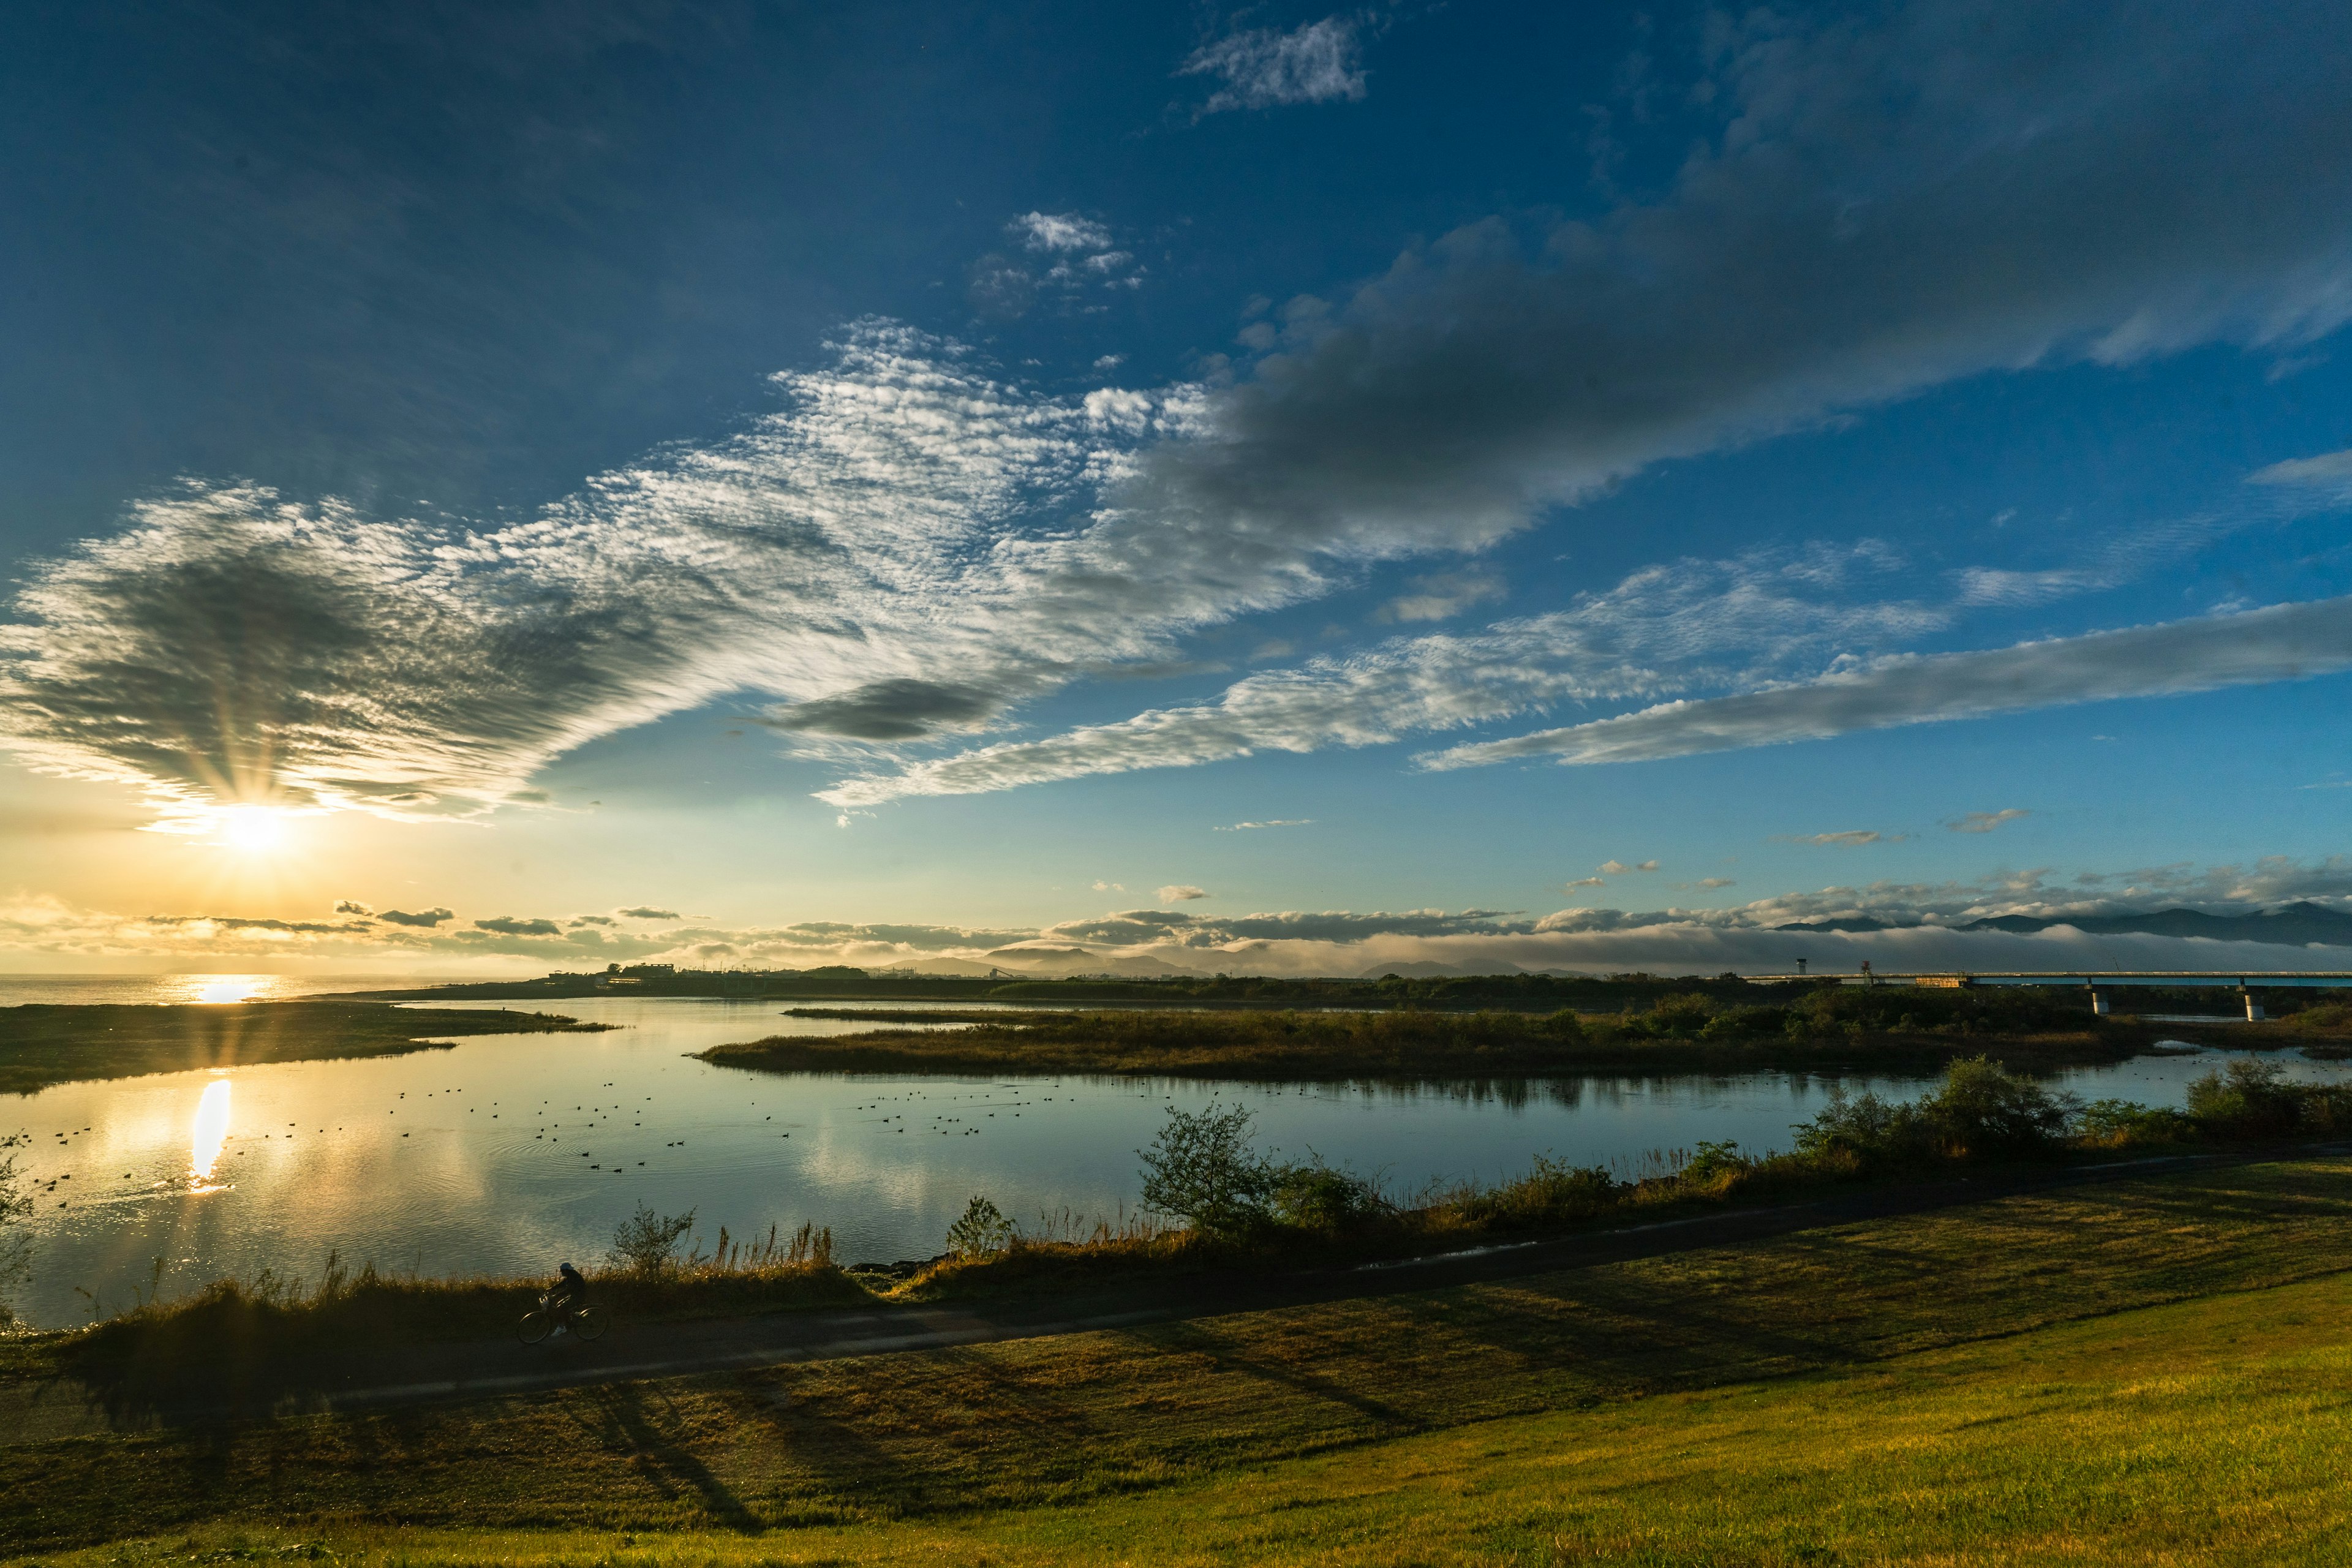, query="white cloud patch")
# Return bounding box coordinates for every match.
[1180,17,1369,115]
[1010,212,1112,253]
[1157,884,1210,903]
[1376,570,1506,624]
[1950,809,2031,834]
[1216,819,1313,831]
[1785,831,1887,847]
[1423,595,2352,772]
